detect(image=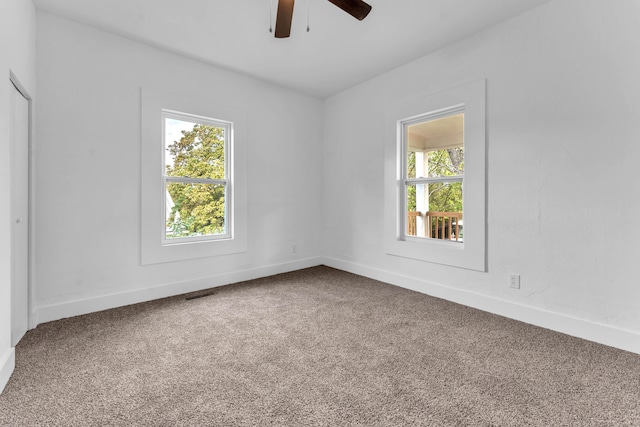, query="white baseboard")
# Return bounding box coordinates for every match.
[0,347,15,395]
[36,257,323,325]
[321,256,640,355]
[33,255,640,355]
